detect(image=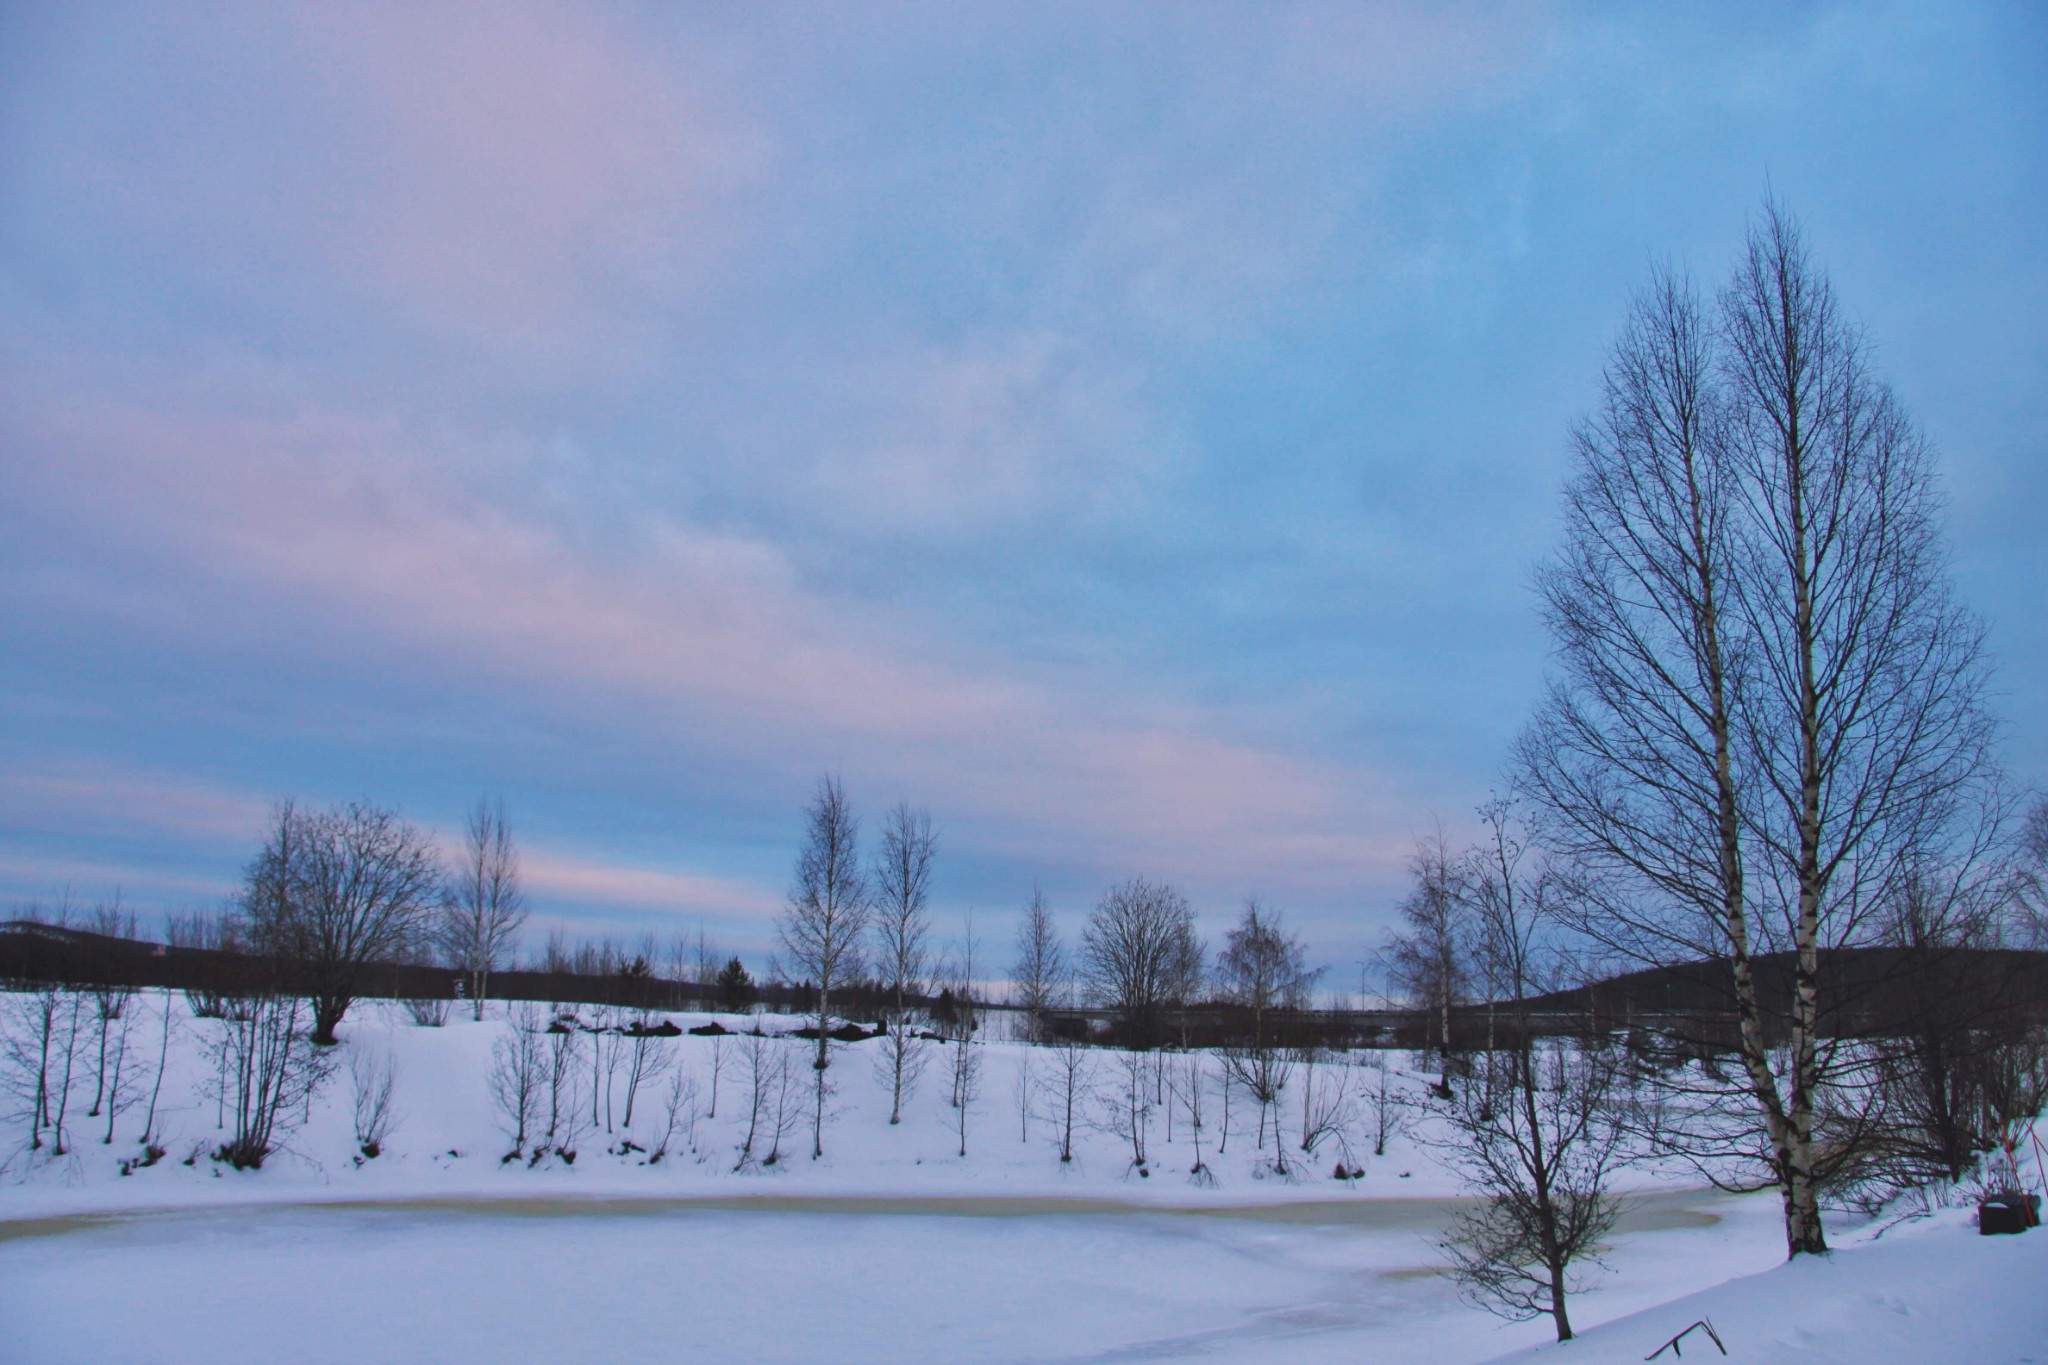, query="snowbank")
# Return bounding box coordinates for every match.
[1498,1208,2048,1363]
